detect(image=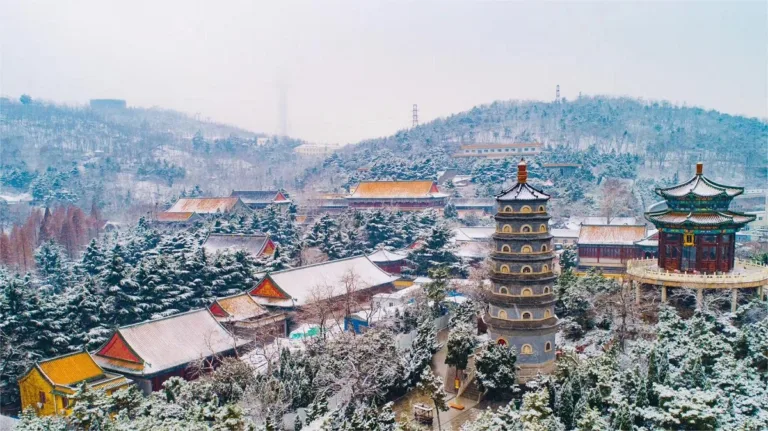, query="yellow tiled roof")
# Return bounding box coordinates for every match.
[350,181,438,198]
[38,352,104,386]
[217,293,268,320]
